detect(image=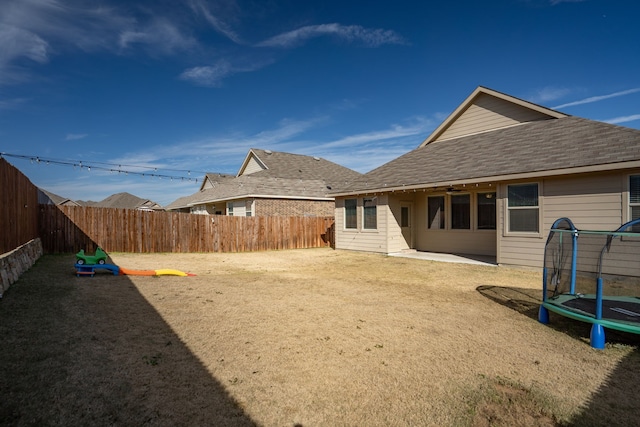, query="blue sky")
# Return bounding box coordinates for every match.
[1,0,639,206]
